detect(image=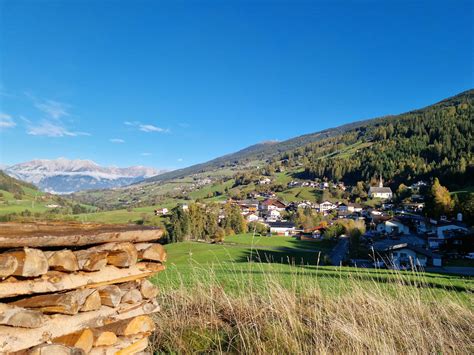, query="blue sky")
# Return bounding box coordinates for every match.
[0,0,472,170]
